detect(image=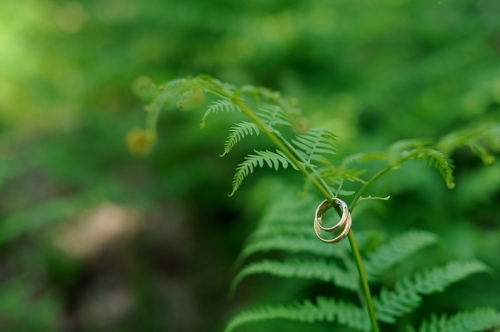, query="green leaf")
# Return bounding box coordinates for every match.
[231,258,357,295]
[374,261,489,323]
[292,127,337,167]
[410,307,500,332]
[230,150,298,196]
[221,121,260,156]
[200,99,242,128]
[358,195,391,202]
[363,230,439,280]
[235,234,349,265]
[256,104,291,128]
[224,296,369,332]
